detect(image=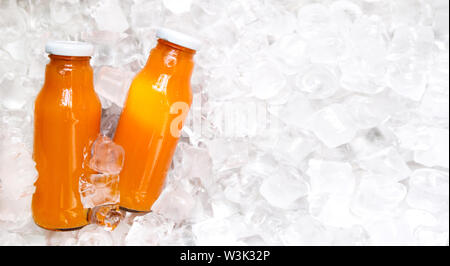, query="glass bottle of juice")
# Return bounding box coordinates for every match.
[114,28,200,212]
[32,41,101,230]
